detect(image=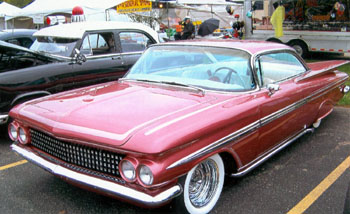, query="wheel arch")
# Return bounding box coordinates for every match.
[266,37,283,43]
[315,99,334,123]
[287,39,309,49]
[219,151,240,174]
